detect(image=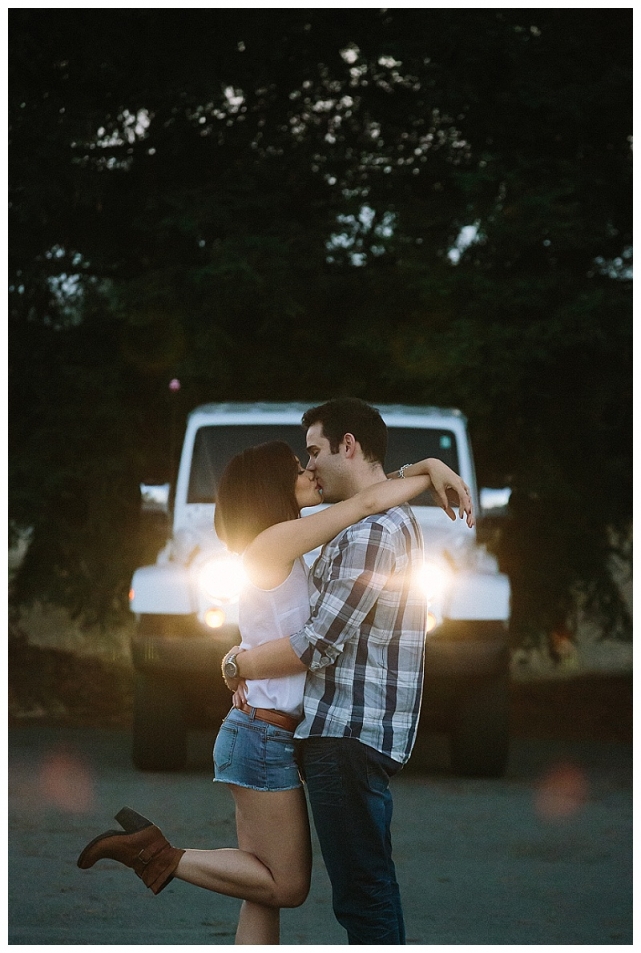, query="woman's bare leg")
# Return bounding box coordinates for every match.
[232,786,310,945]
[235,901,279,946]
[174,785,311,943]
